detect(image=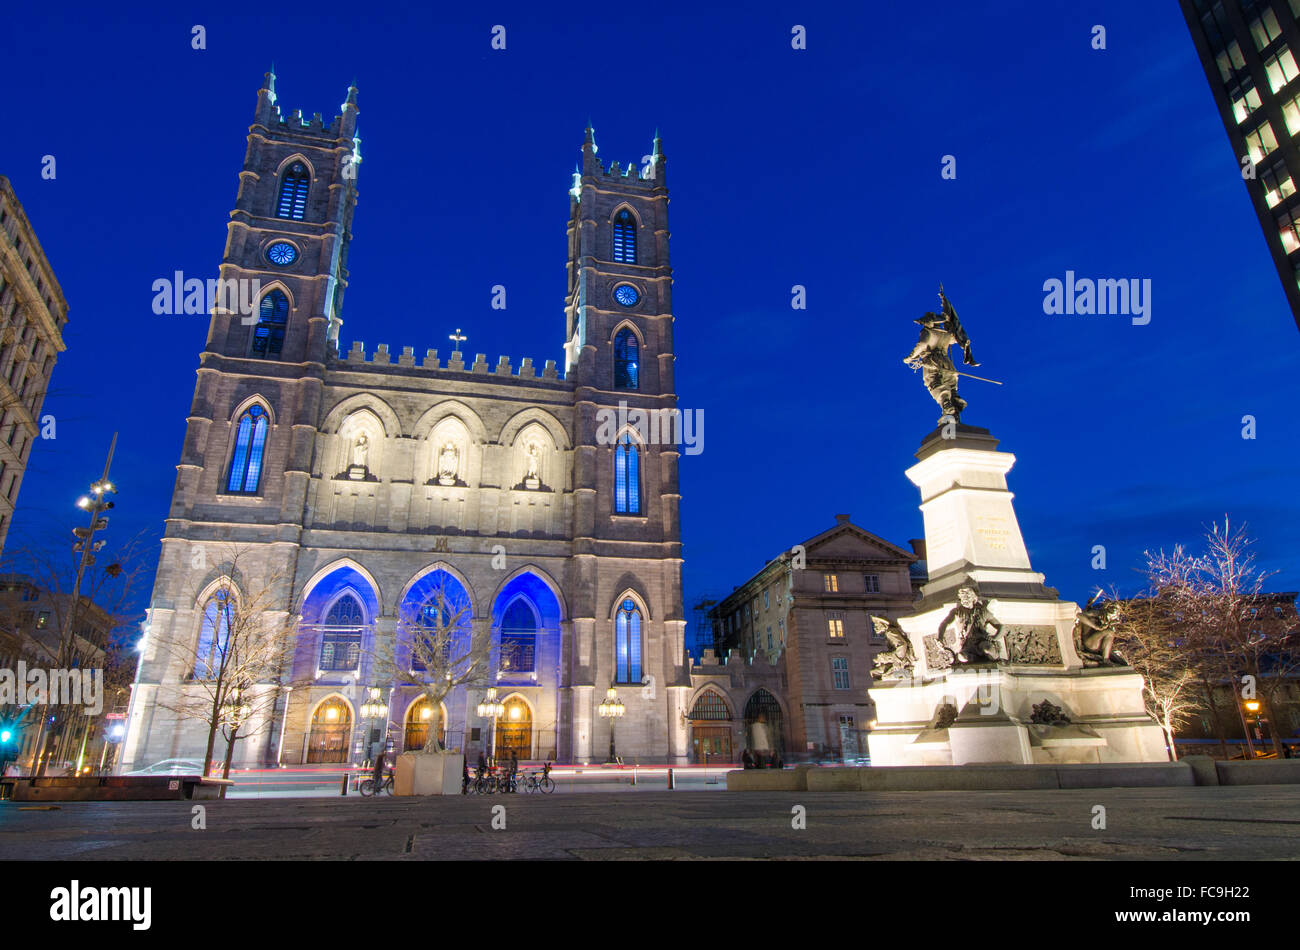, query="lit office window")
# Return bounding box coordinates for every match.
[1278,211,1300,253]
[1262,161,1296,208]
[1264,48,1300,93]
[823,573,838,593]
[1250,9,1283,52]
[827,612,844,638]
[1233,84,1263,124]
[1216,40,1247,83]
[1245,121,1280,164]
